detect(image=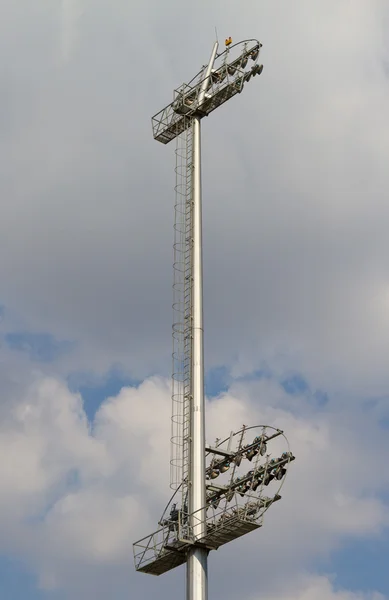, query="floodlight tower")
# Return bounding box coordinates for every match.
[133,38,294,600]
